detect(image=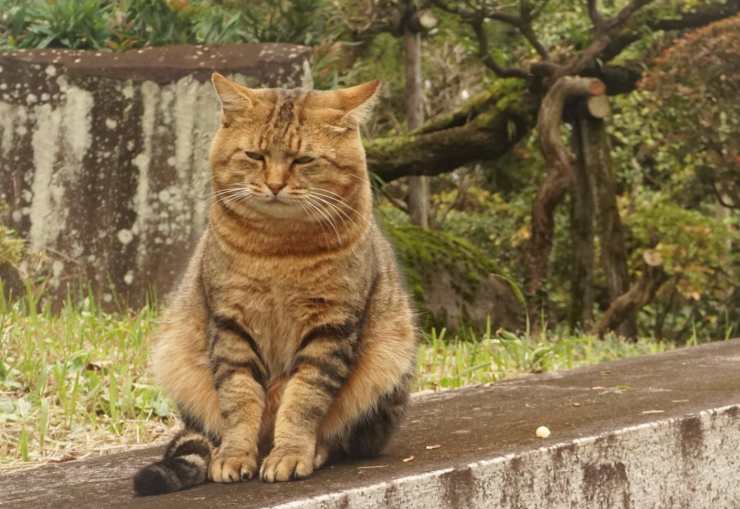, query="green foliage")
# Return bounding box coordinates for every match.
[605,16,740,339]
[0,0,111,49]
[0,0,336,50]
[0,206,23,268]
[627,198,734,301]
[0,227,23,268]
[230,0,331,45]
